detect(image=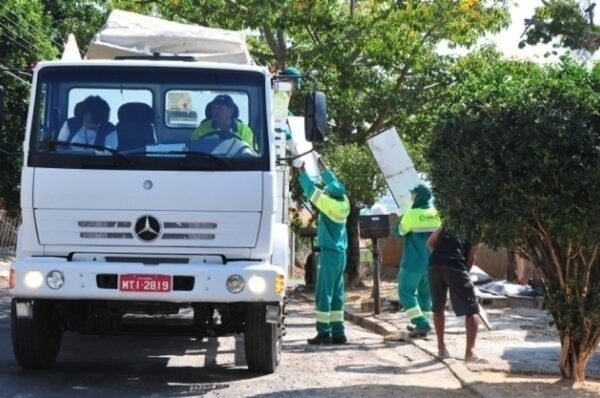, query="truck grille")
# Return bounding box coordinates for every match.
[78,219,217,241]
